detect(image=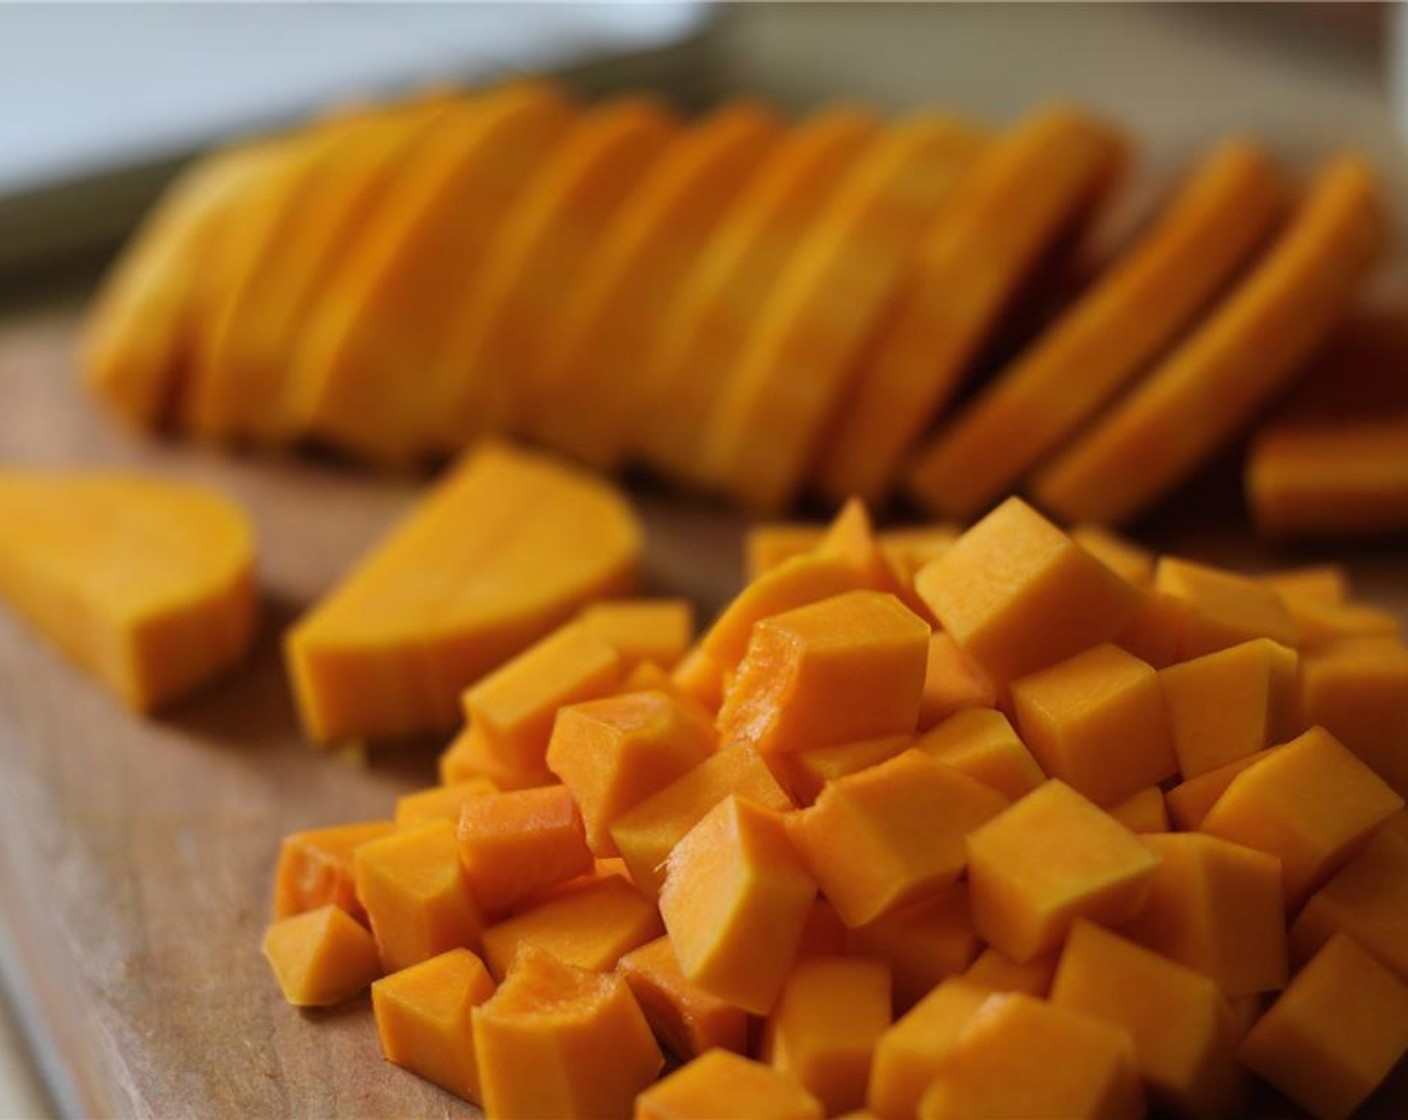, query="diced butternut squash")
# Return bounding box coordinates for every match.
[915,708,1044,801]
[1158,638,1298,778]
[798,898,849,956]
[1286,596,1400,649]
[616,659,712,719]
[618,936,749,1060]
[575,600,694,671]
[1262,564,1349,605]
[1164,749,1275,831]
[846,885,979,1012]
[745,525,827,581]
[788,748,1007,927]
[670,647,726,714]
[287,442,640,743]
[880,525,962,576]
[1153,557,1298,660]
[1116,588,1187,669]
[456,785,593,915]
[273,819,392,922]
[464,621,623,776]
[262,903,382,1007]
[481,875,662,978]
[0,472,257,711]
[963,946,1058,997]
[718,591,930,755]
[1032,156,1384,526]
[1011,643,1178,807]
[914,498,1139,684]
[548,690,715,855]
[777,734,915,807]
[1239,933,1408,1120]
[762,956,892,1116]
[1073,525,1157,588]
[813,500,908,598]
[636,1049,823,1120]
[1298,636,1408,796]
[1108,786,1169,834]
[610,745,793,898]
[917,992,1144,1120]
[353,820,484,972]
[966,780,1159,961]
[1119,832,1287,997]
[472,945,663,1120]
[1051,919,1241,1119]
[1291,826,1408,984]
[867,977,990,1119]
[917,632,998,729]
[1199,726,1403,907]
[438,724,555,791]
[659,795,816,1014]
[394,780,496,830]
[370,947,496,1104]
